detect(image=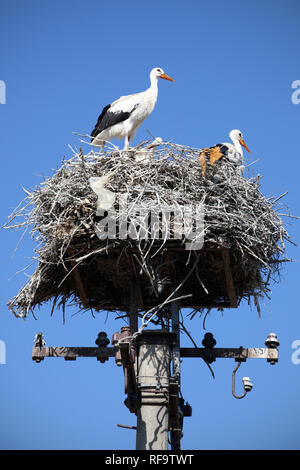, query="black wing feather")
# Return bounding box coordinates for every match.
[203,144,228,159]
[91,104,111,139]
[91,103,138,141]
[209,143,229,156]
